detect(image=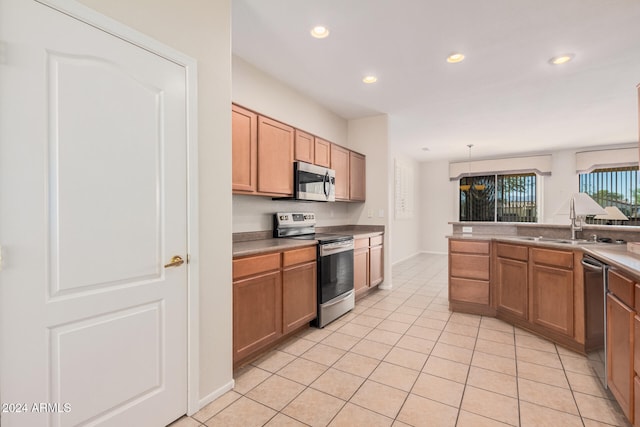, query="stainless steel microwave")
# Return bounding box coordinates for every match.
[295,161,336,202]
